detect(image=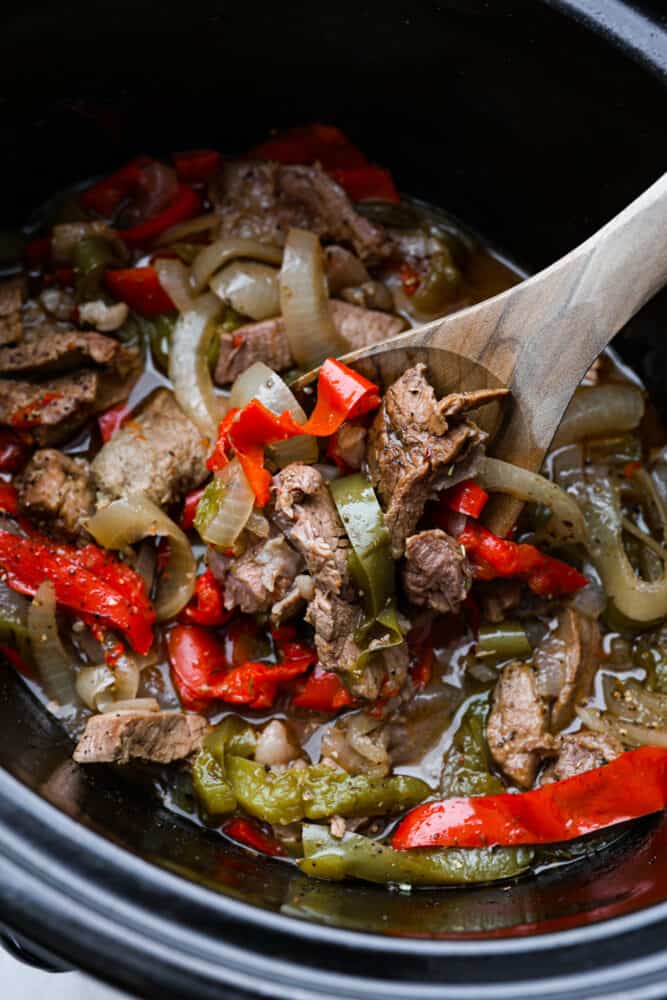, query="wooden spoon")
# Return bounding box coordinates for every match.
[299,172,667,534]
